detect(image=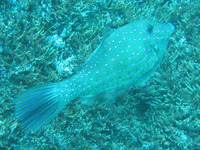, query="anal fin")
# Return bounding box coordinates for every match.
[80,88,129,106]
